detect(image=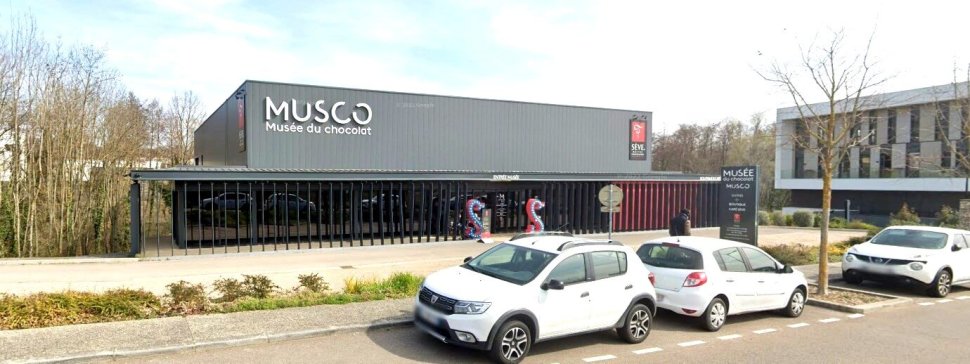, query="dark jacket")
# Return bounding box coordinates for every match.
[669,213,692,236]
